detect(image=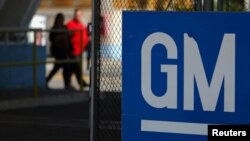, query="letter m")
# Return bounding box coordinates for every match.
[184,33,235,112]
